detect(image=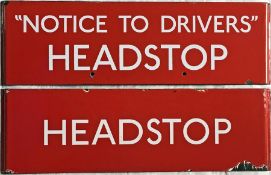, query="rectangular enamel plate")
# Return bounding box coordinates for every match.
[2,89,270,173]
[1,1,270,85]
